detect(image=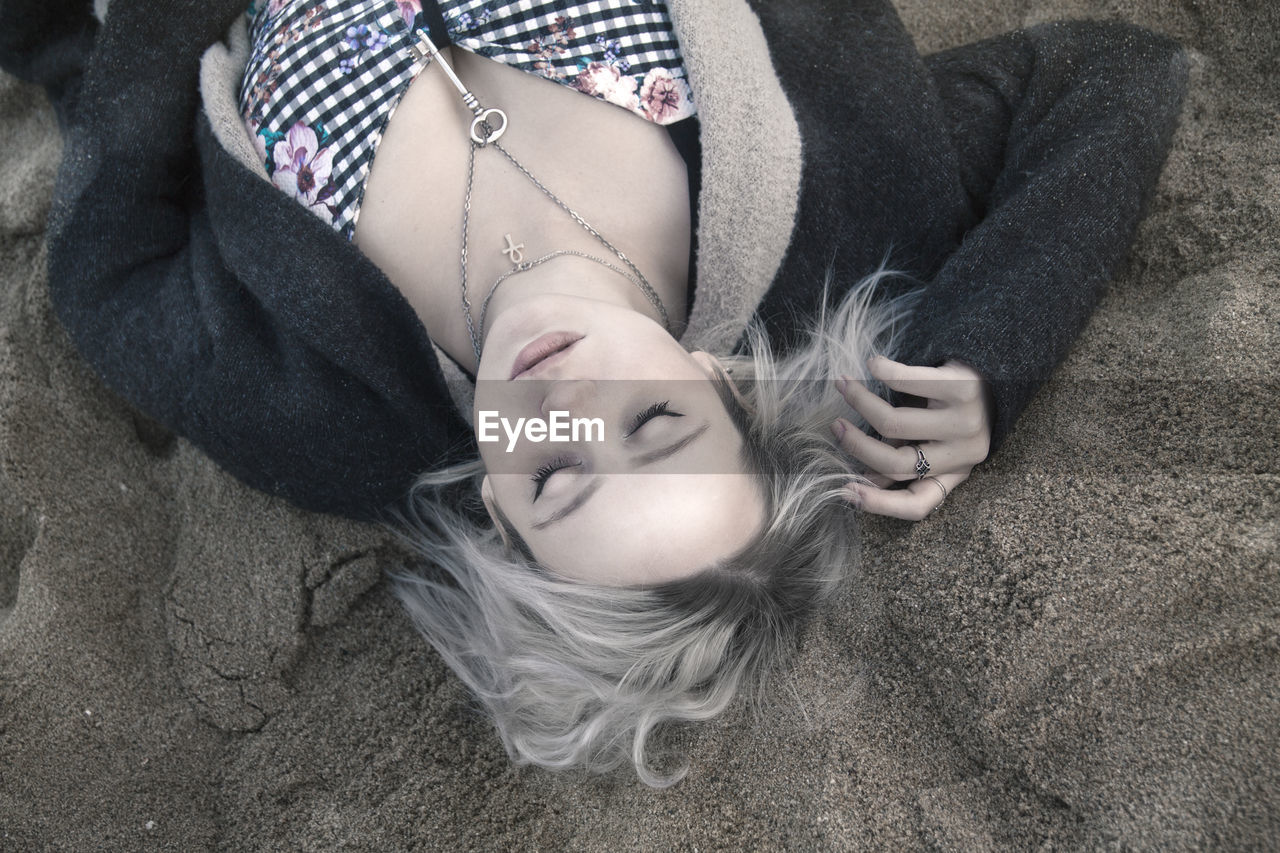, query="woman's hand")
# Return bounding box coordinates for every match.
[831,357,992,520]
